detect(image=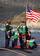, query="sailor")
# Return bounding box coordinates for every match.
[12,31,18,48]
[17,25,24,48]
[5,21,12,48]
